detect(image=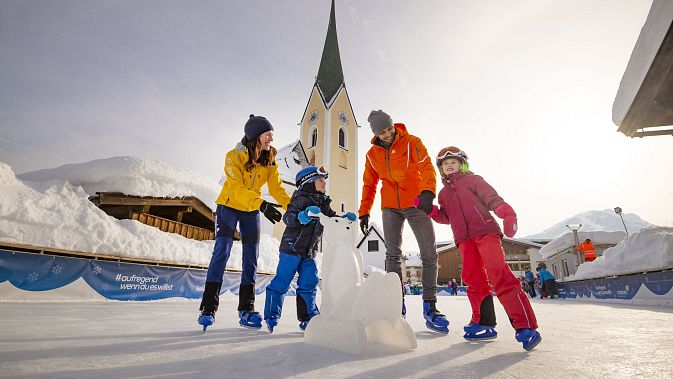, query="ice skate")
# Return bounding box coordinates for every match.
[402,298,407,319]
[197,311,215,333]
[515,328,541,351]
[298,320,309,331]
[265,317,278,333]
[239,310,263,329]
[463,323,497,341]
[423,301,449,334]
